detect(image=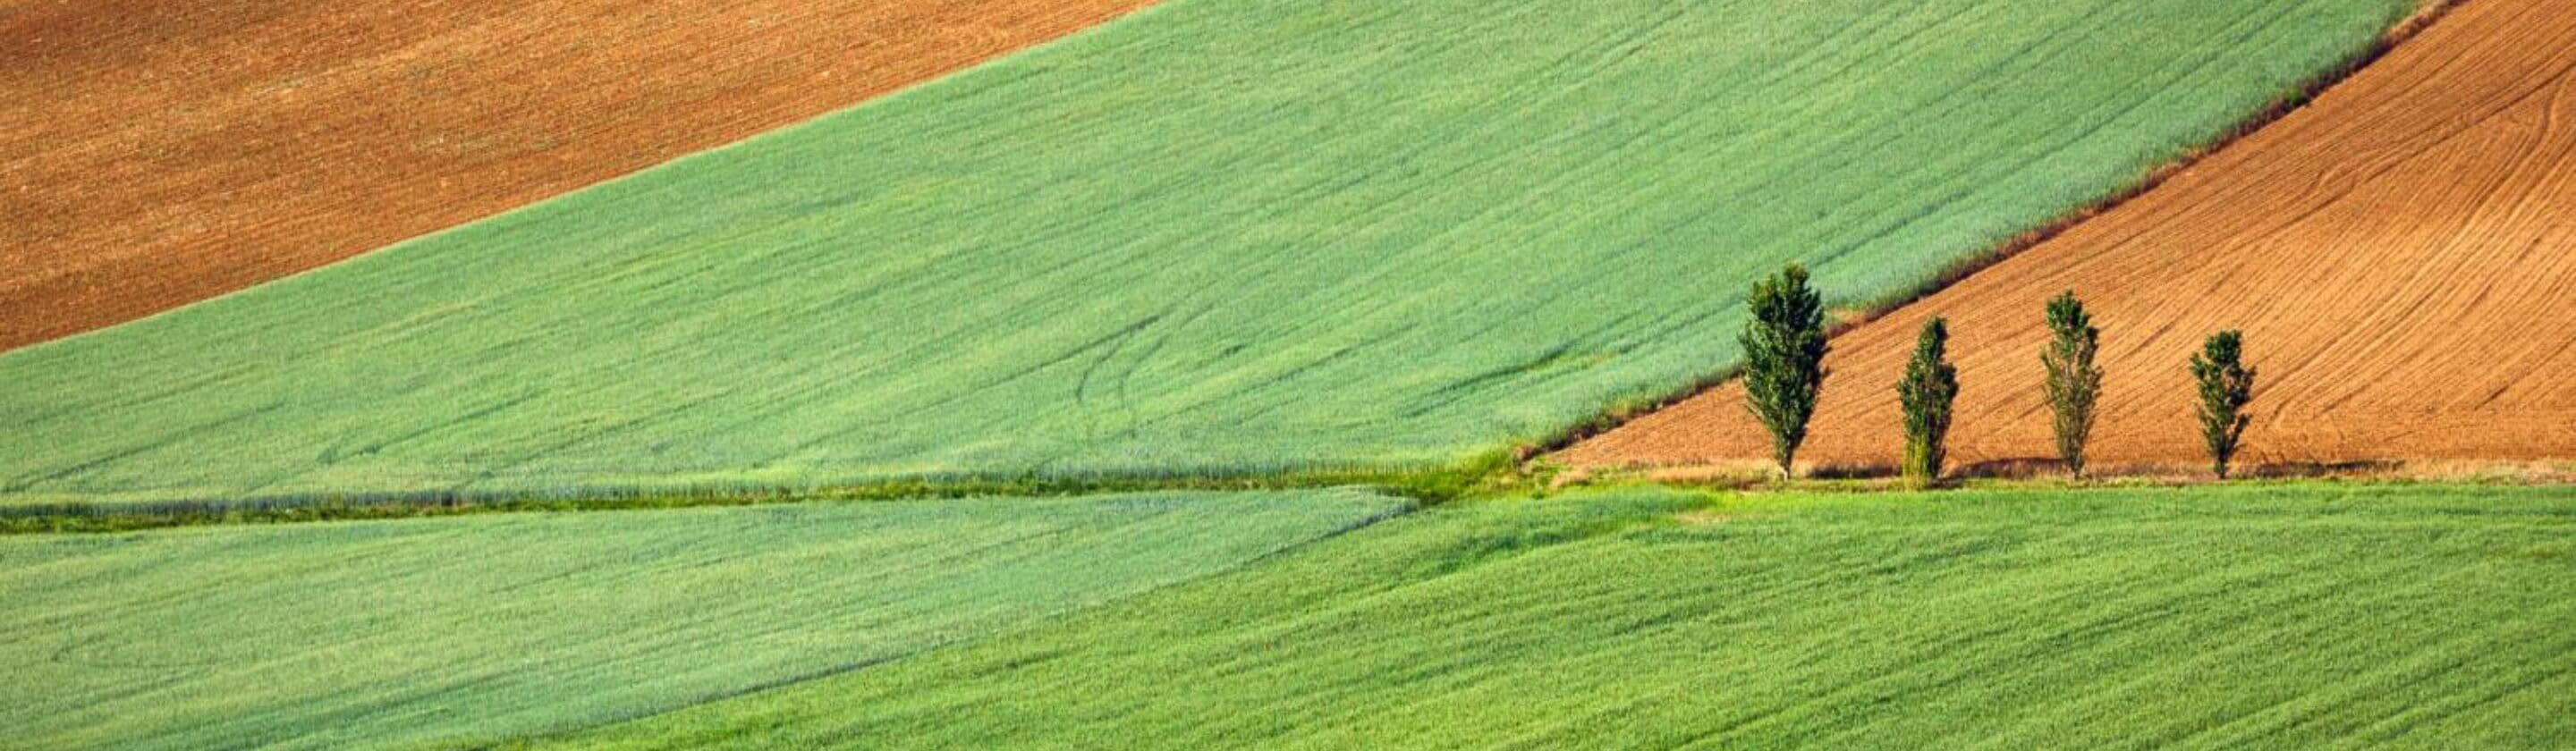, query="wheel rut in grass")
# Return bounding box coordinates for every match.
[0,0,2421,508]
